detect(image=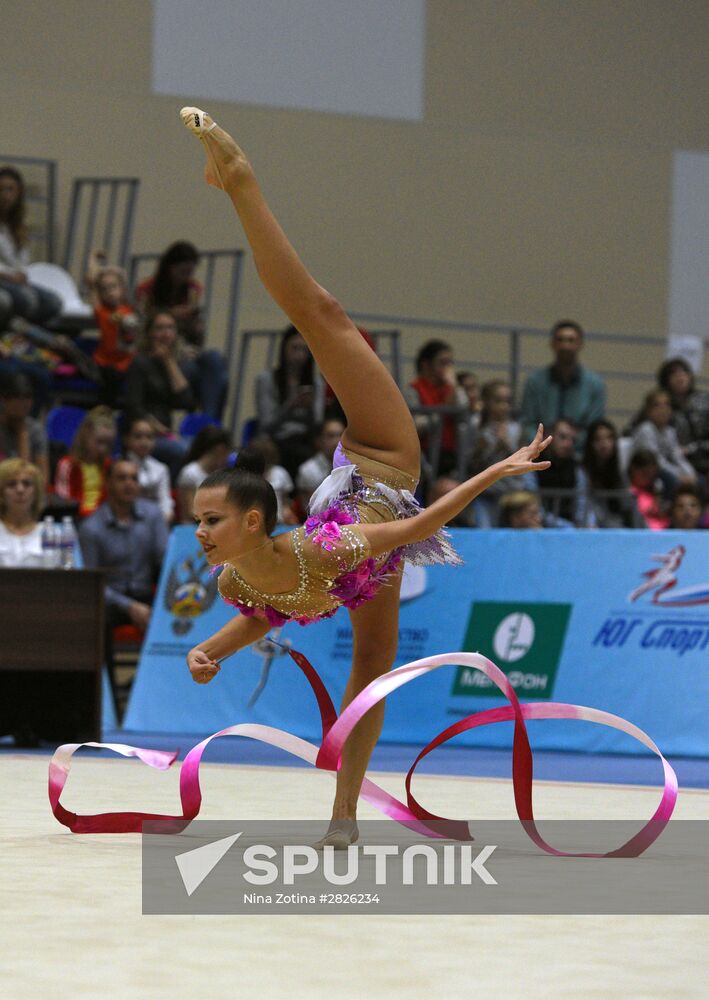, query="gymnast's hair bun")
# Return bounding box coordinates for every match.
[234,447,266,476]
